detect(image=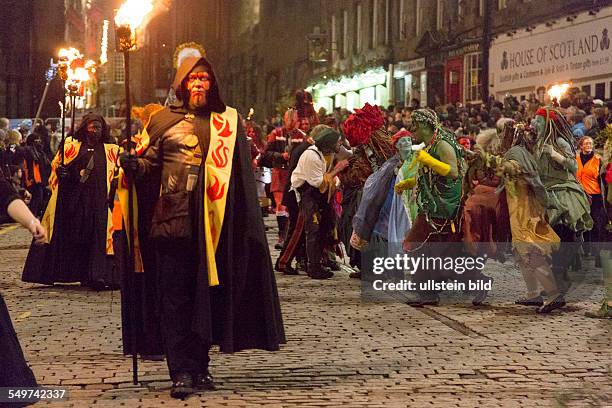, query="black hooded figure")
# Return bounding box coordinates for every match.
[22,114,120,290]
[119,56,285,398]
